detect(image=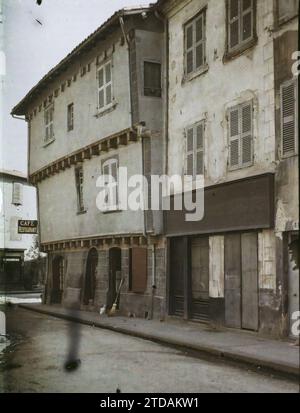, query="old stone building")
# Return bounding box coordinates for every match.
[158,0,298,337]
[11,1,298,339]
[11,7,166,319]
